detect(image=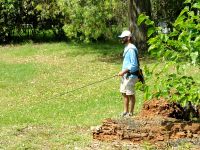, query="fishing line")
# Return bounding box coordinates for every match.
[48,74,118,100]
